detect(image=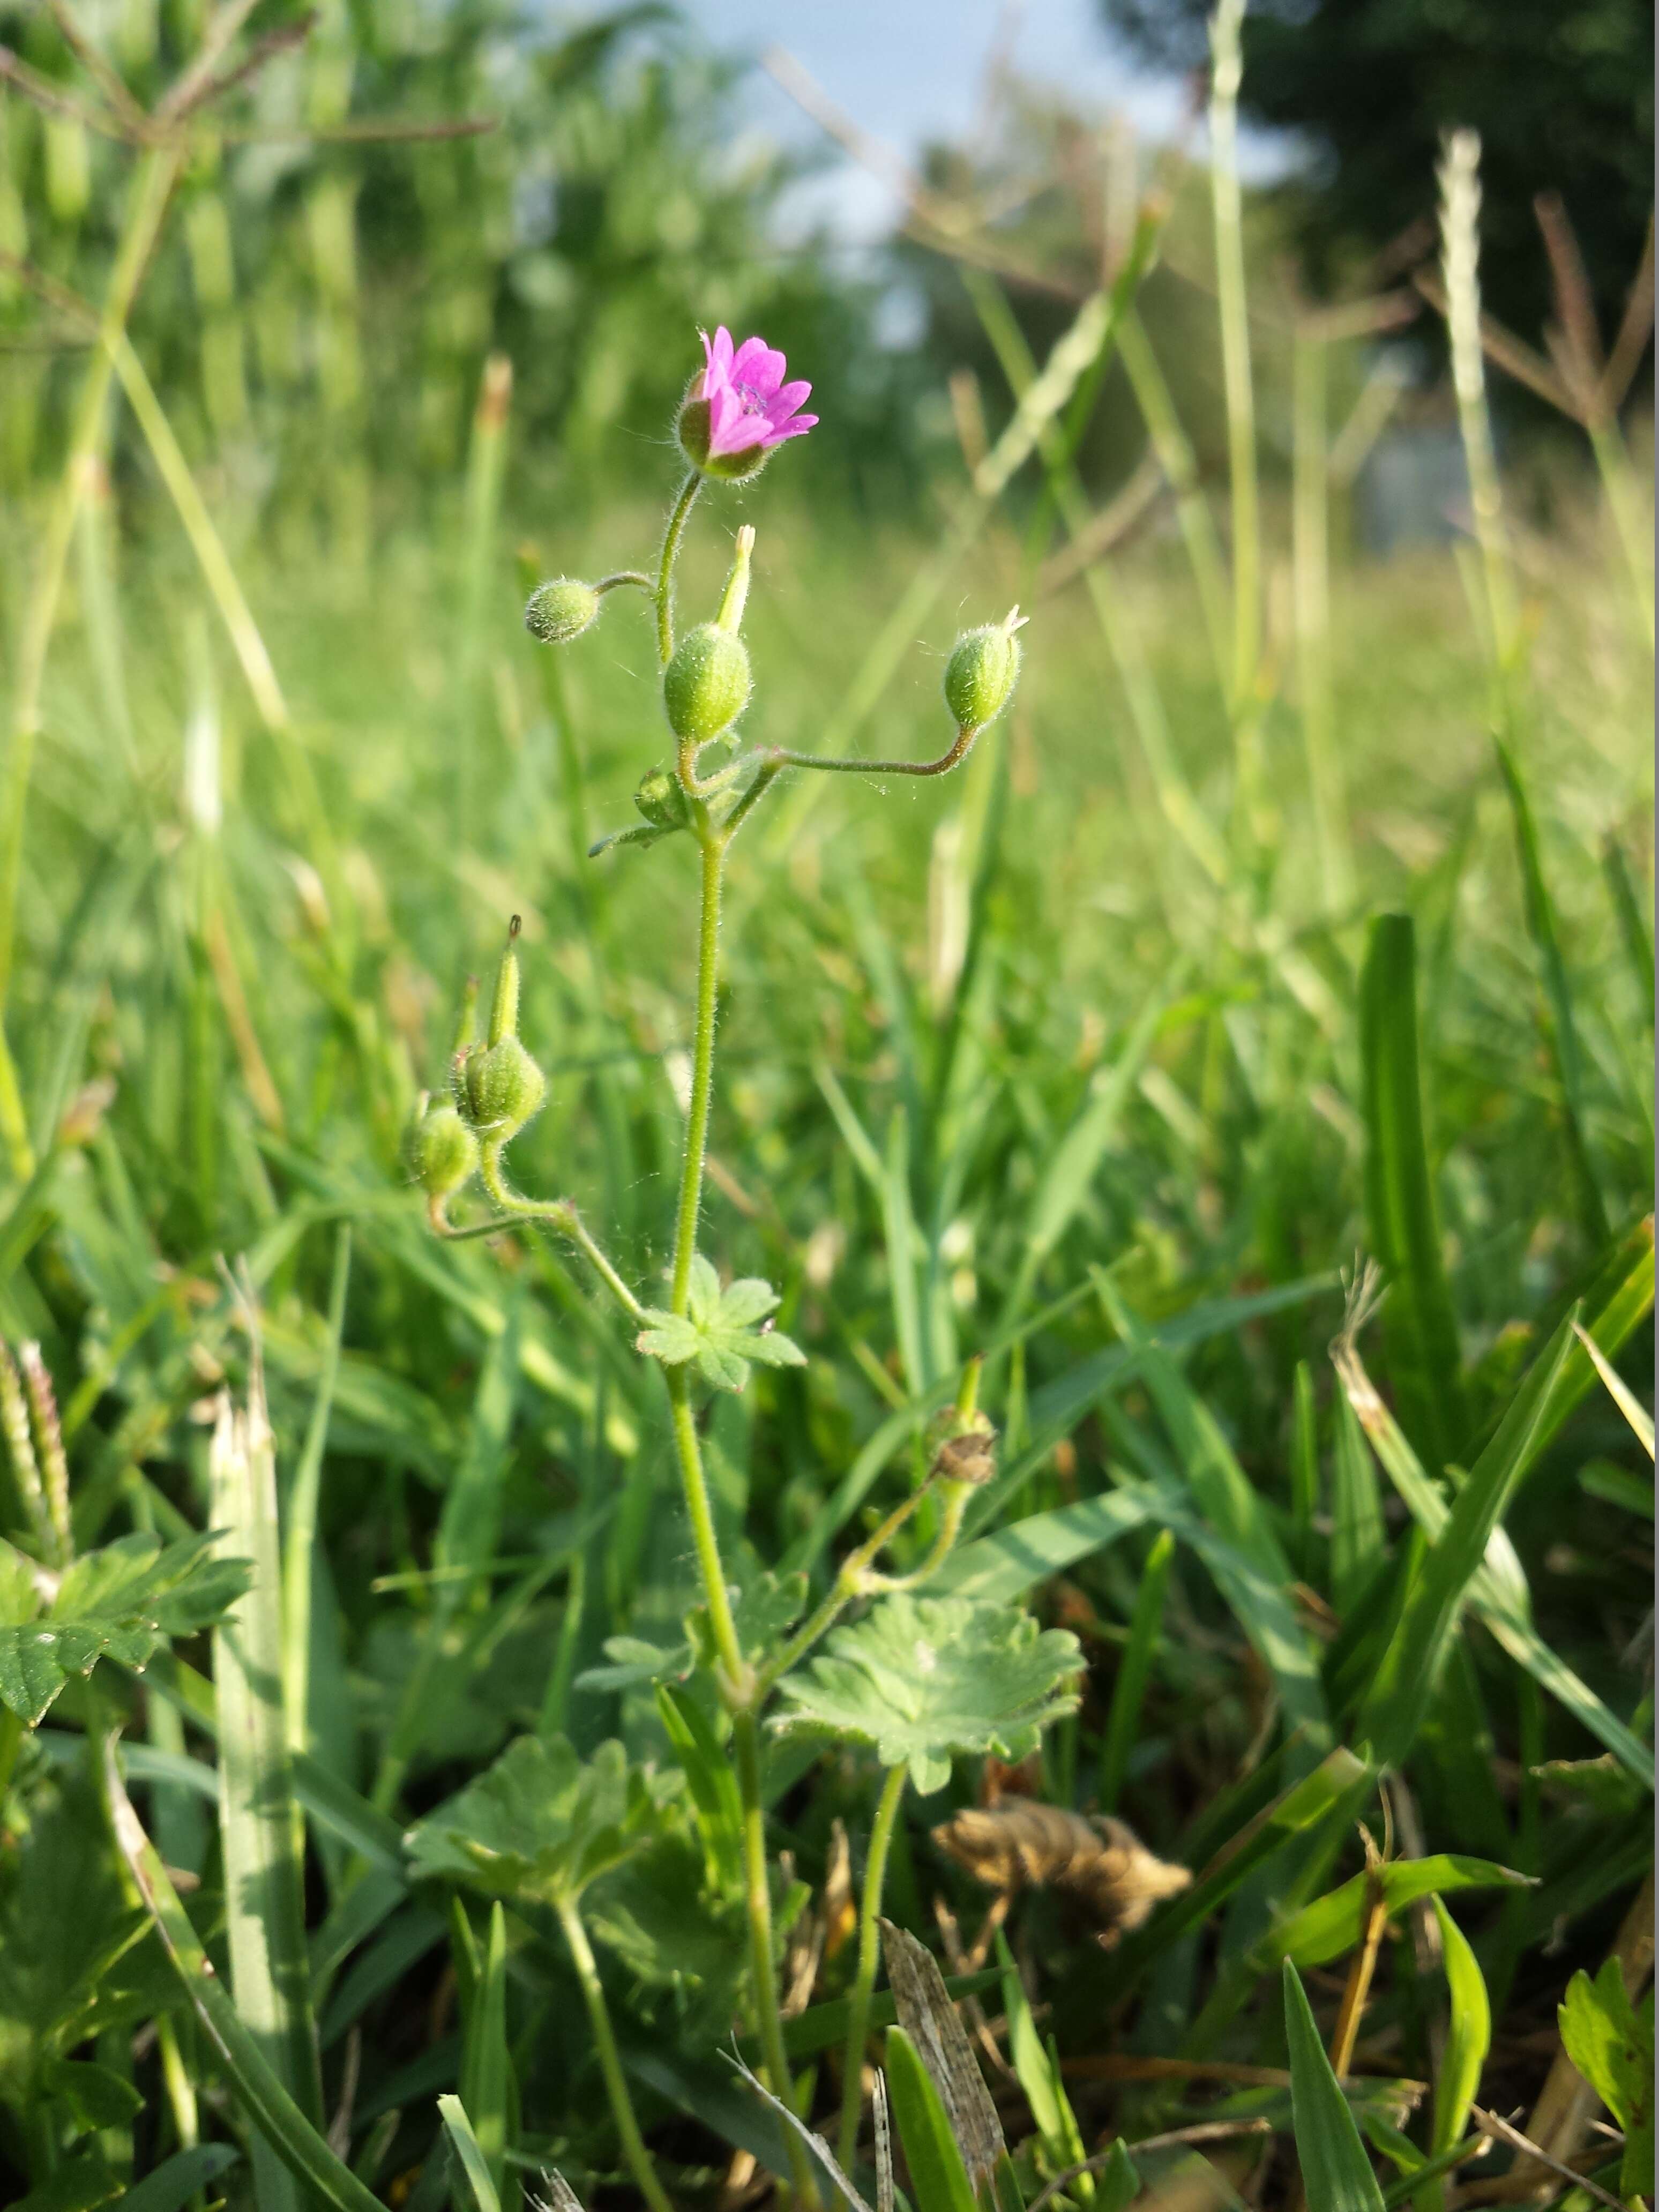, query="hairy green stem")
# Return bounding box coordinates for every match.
[763,724,982,782]
[733,1706,820,2207]
[656,471,701,666]
[671,838,723,1314]
[837,1762,908,2172]
[557,1899,676,2212]
[652,794,814,2201]
[754,1479,944,1699]
[477,1147,644,1322]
